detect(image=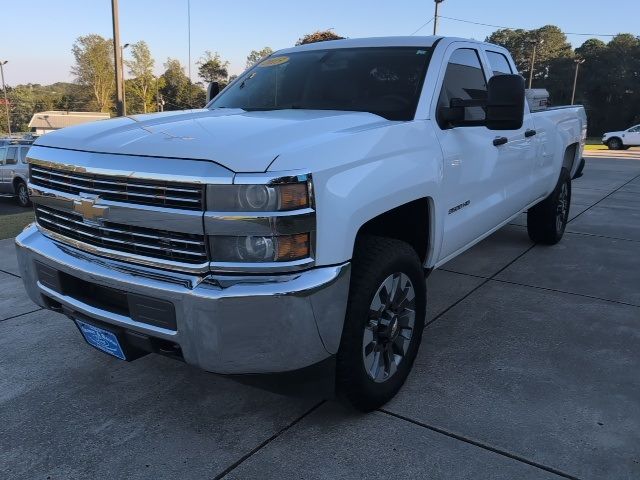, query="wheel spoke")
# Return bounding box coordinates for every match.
[389,274,401,306]
[393,333,409,355]
[371,350,384,381]
[378,276,394,307]
[364,340,376,357]
[384,344,398,378]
